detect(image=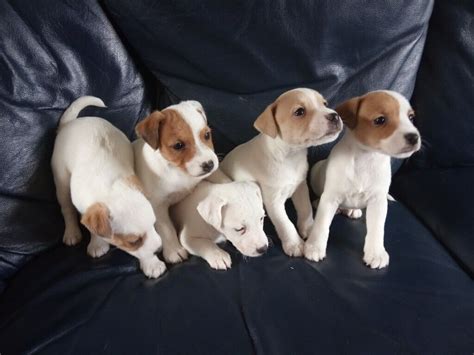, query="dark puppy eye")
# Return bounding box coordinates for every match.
[373,116,386,126]
[408,114,415,122]
[323,101,328,107]
[173,141,185,150]
[294,107,305,117]
[260,216,264,223]
[234,227,245,233]
[204,131,211,140]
